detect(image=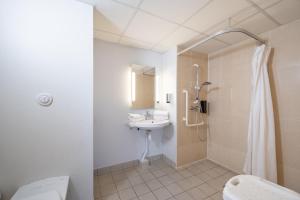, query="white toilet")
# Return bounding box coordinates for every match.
[11,176,69,200]
[223,175,300,200]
